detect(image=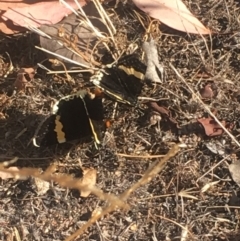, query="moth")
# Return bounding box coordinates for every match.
[90,55,146,106]
[39,89,104,147]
